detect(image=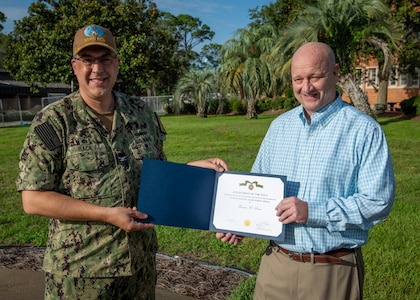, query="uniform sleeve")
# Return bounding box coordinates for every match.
[16,113,64,192]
